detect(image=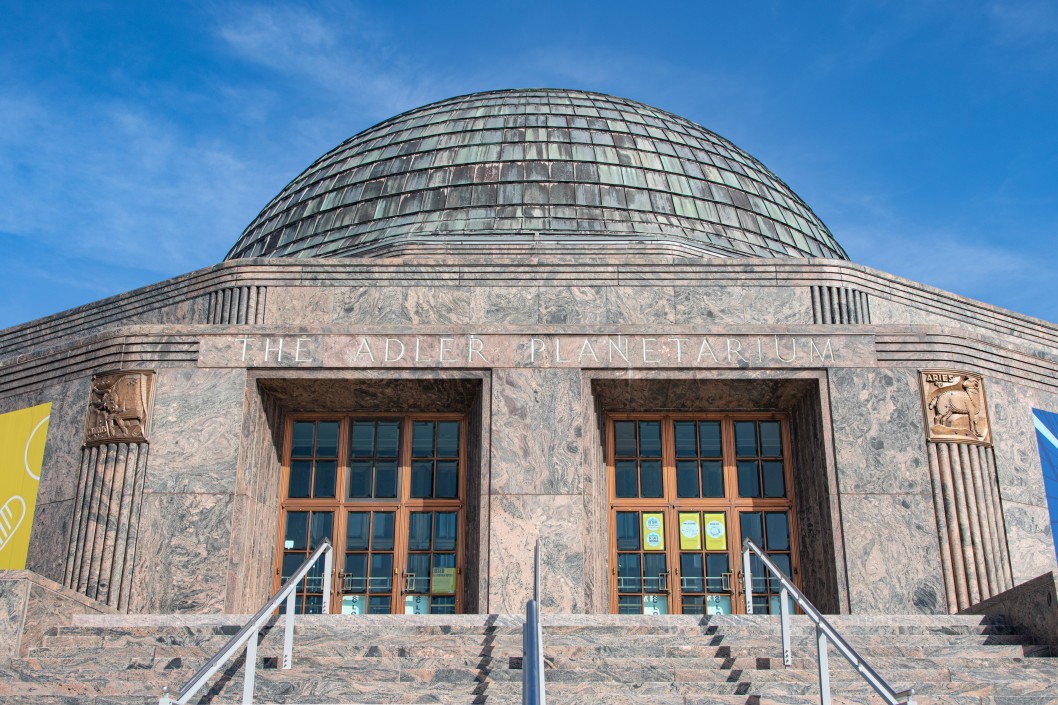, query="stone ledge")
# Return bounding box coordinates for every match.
[0,569,115,662]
